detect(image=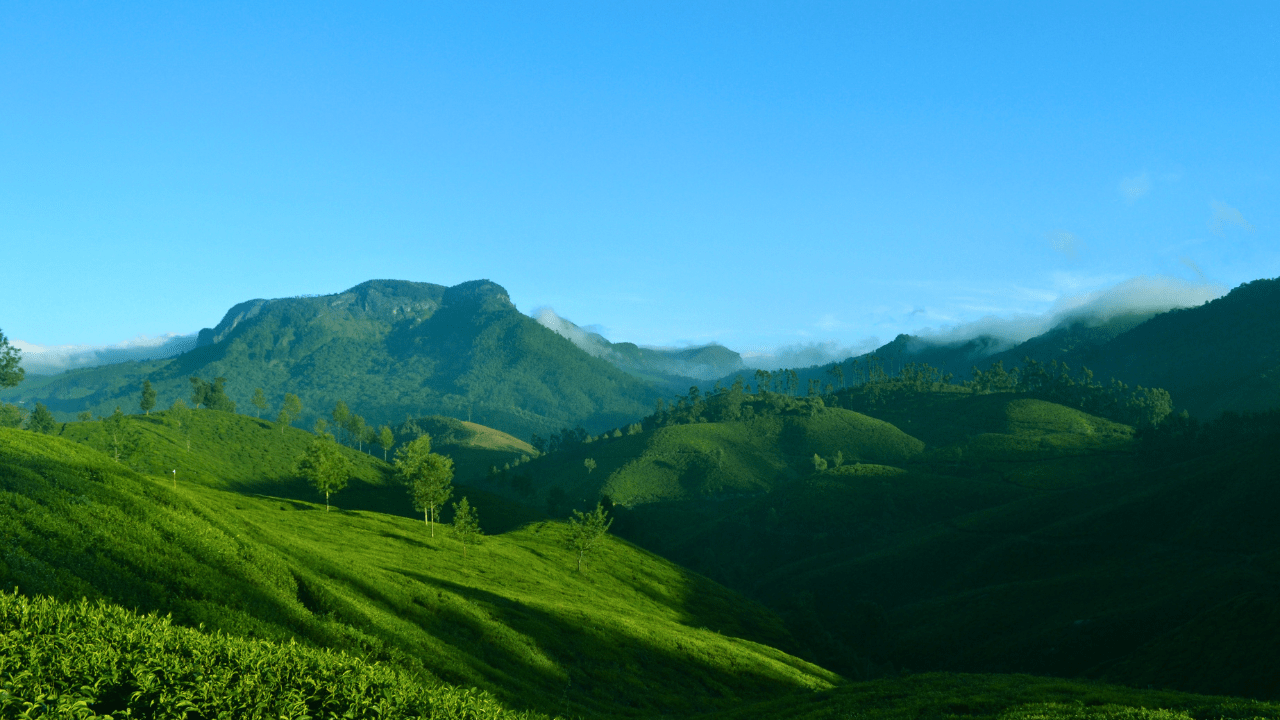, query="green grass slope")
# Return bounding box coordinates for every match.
[501,406,924,509]
[0,427,839,717]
